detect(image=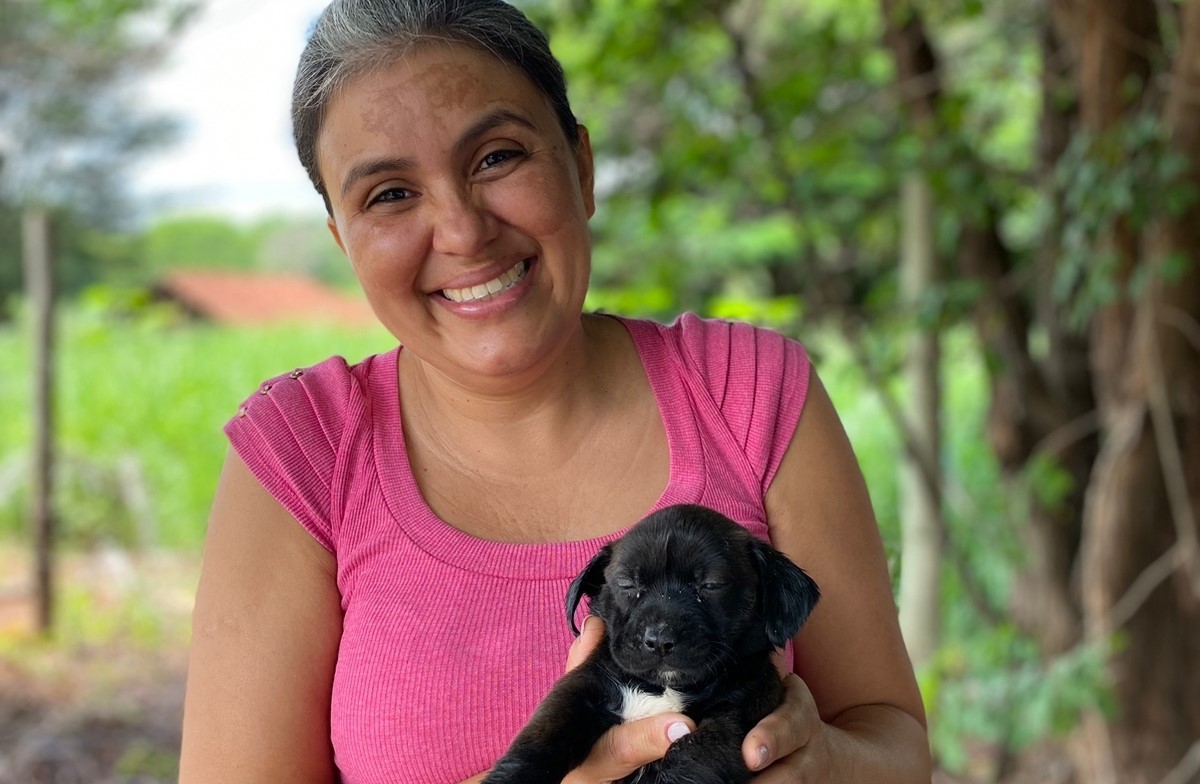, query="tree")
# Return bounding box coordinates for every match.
[881,1,1200,779]
[0,0,194,312]
[1075,2,1200,778]
[537,0,902,324]
[1,0,194,632]
[534,0,1200,778]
